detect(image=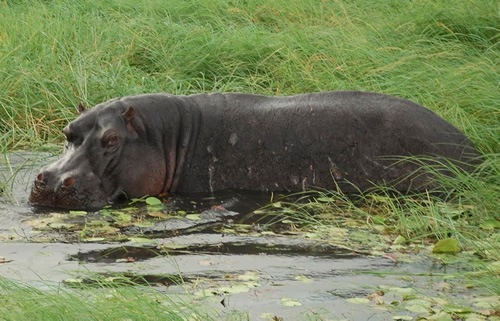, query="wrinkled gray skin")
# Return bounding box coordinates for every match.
[29,91,480,209]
